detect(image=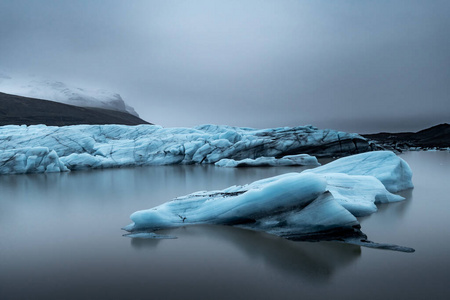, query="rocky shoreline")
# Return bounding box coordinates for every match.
[362,123,450,152]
